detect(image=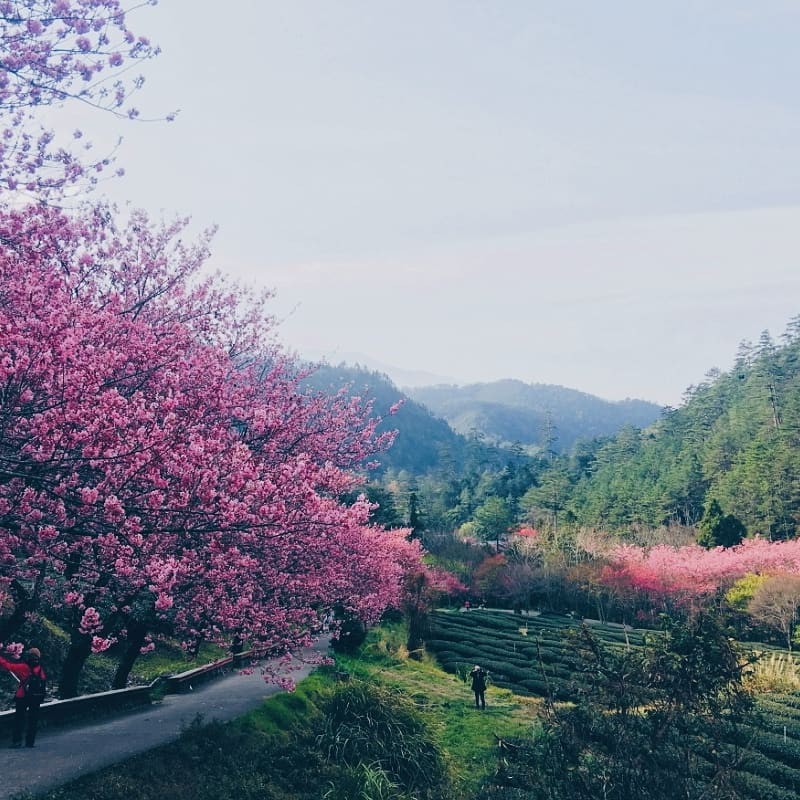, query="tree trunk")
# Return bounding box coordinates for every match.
[58,632,93,699]
[0,580,35,641]
[112,620,148,689]
[406,608,429,658]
